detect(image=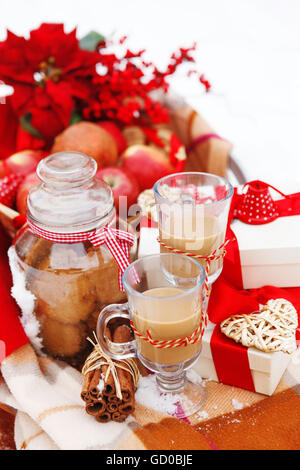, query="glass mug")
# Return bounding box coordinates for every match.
[97,253,206,418]
[153,172,233,285]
